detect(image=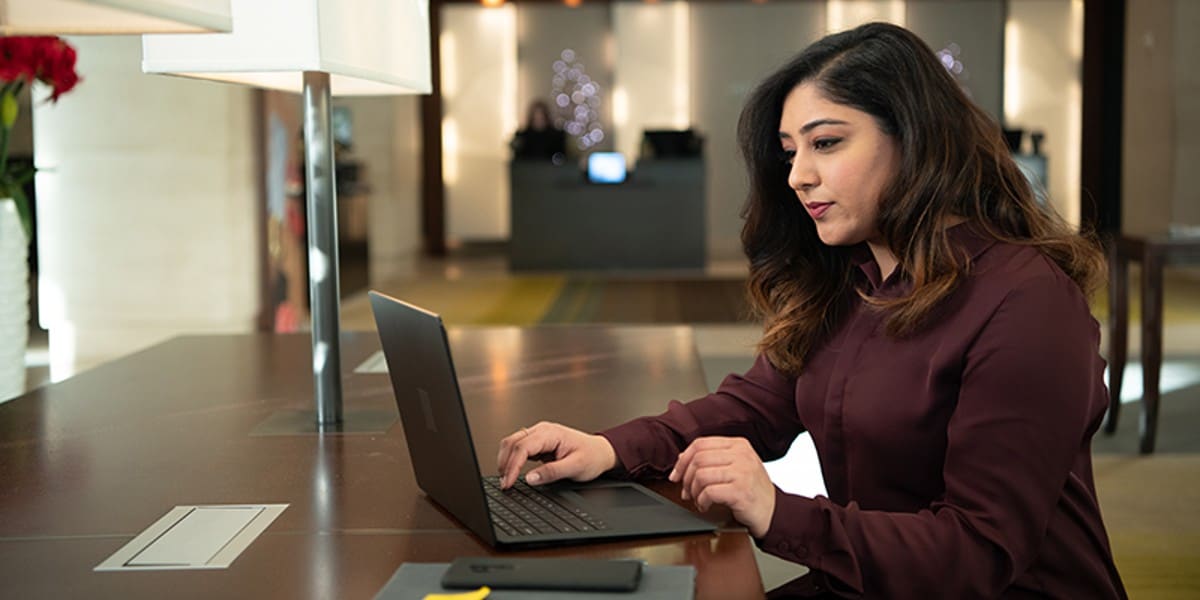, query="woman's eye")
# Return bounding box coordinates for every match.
[813,137,841,151]
[780,149,796,165]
